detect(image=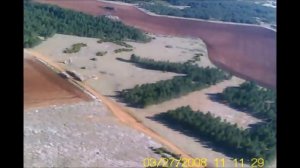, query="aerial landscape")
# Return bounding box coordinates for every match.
[24,0,276,167]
